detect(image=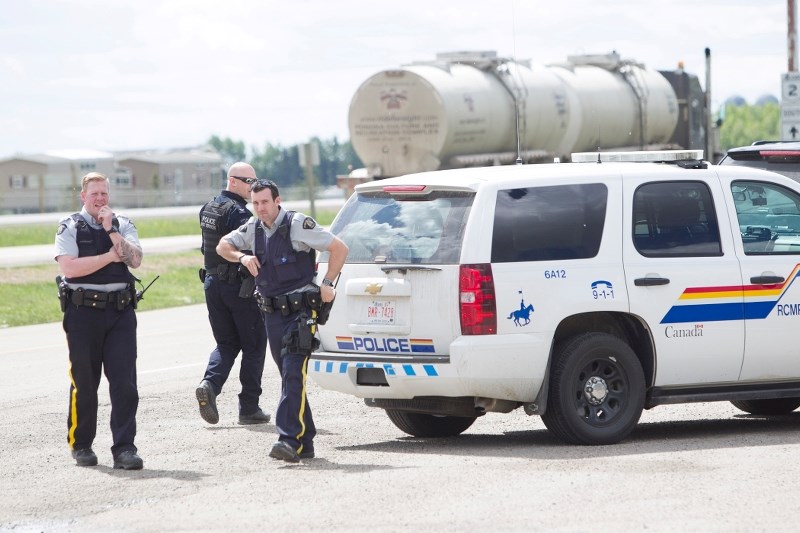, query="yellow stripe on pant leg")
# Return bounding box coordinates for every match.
[295,354,309,454]
[67,361,79,449]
